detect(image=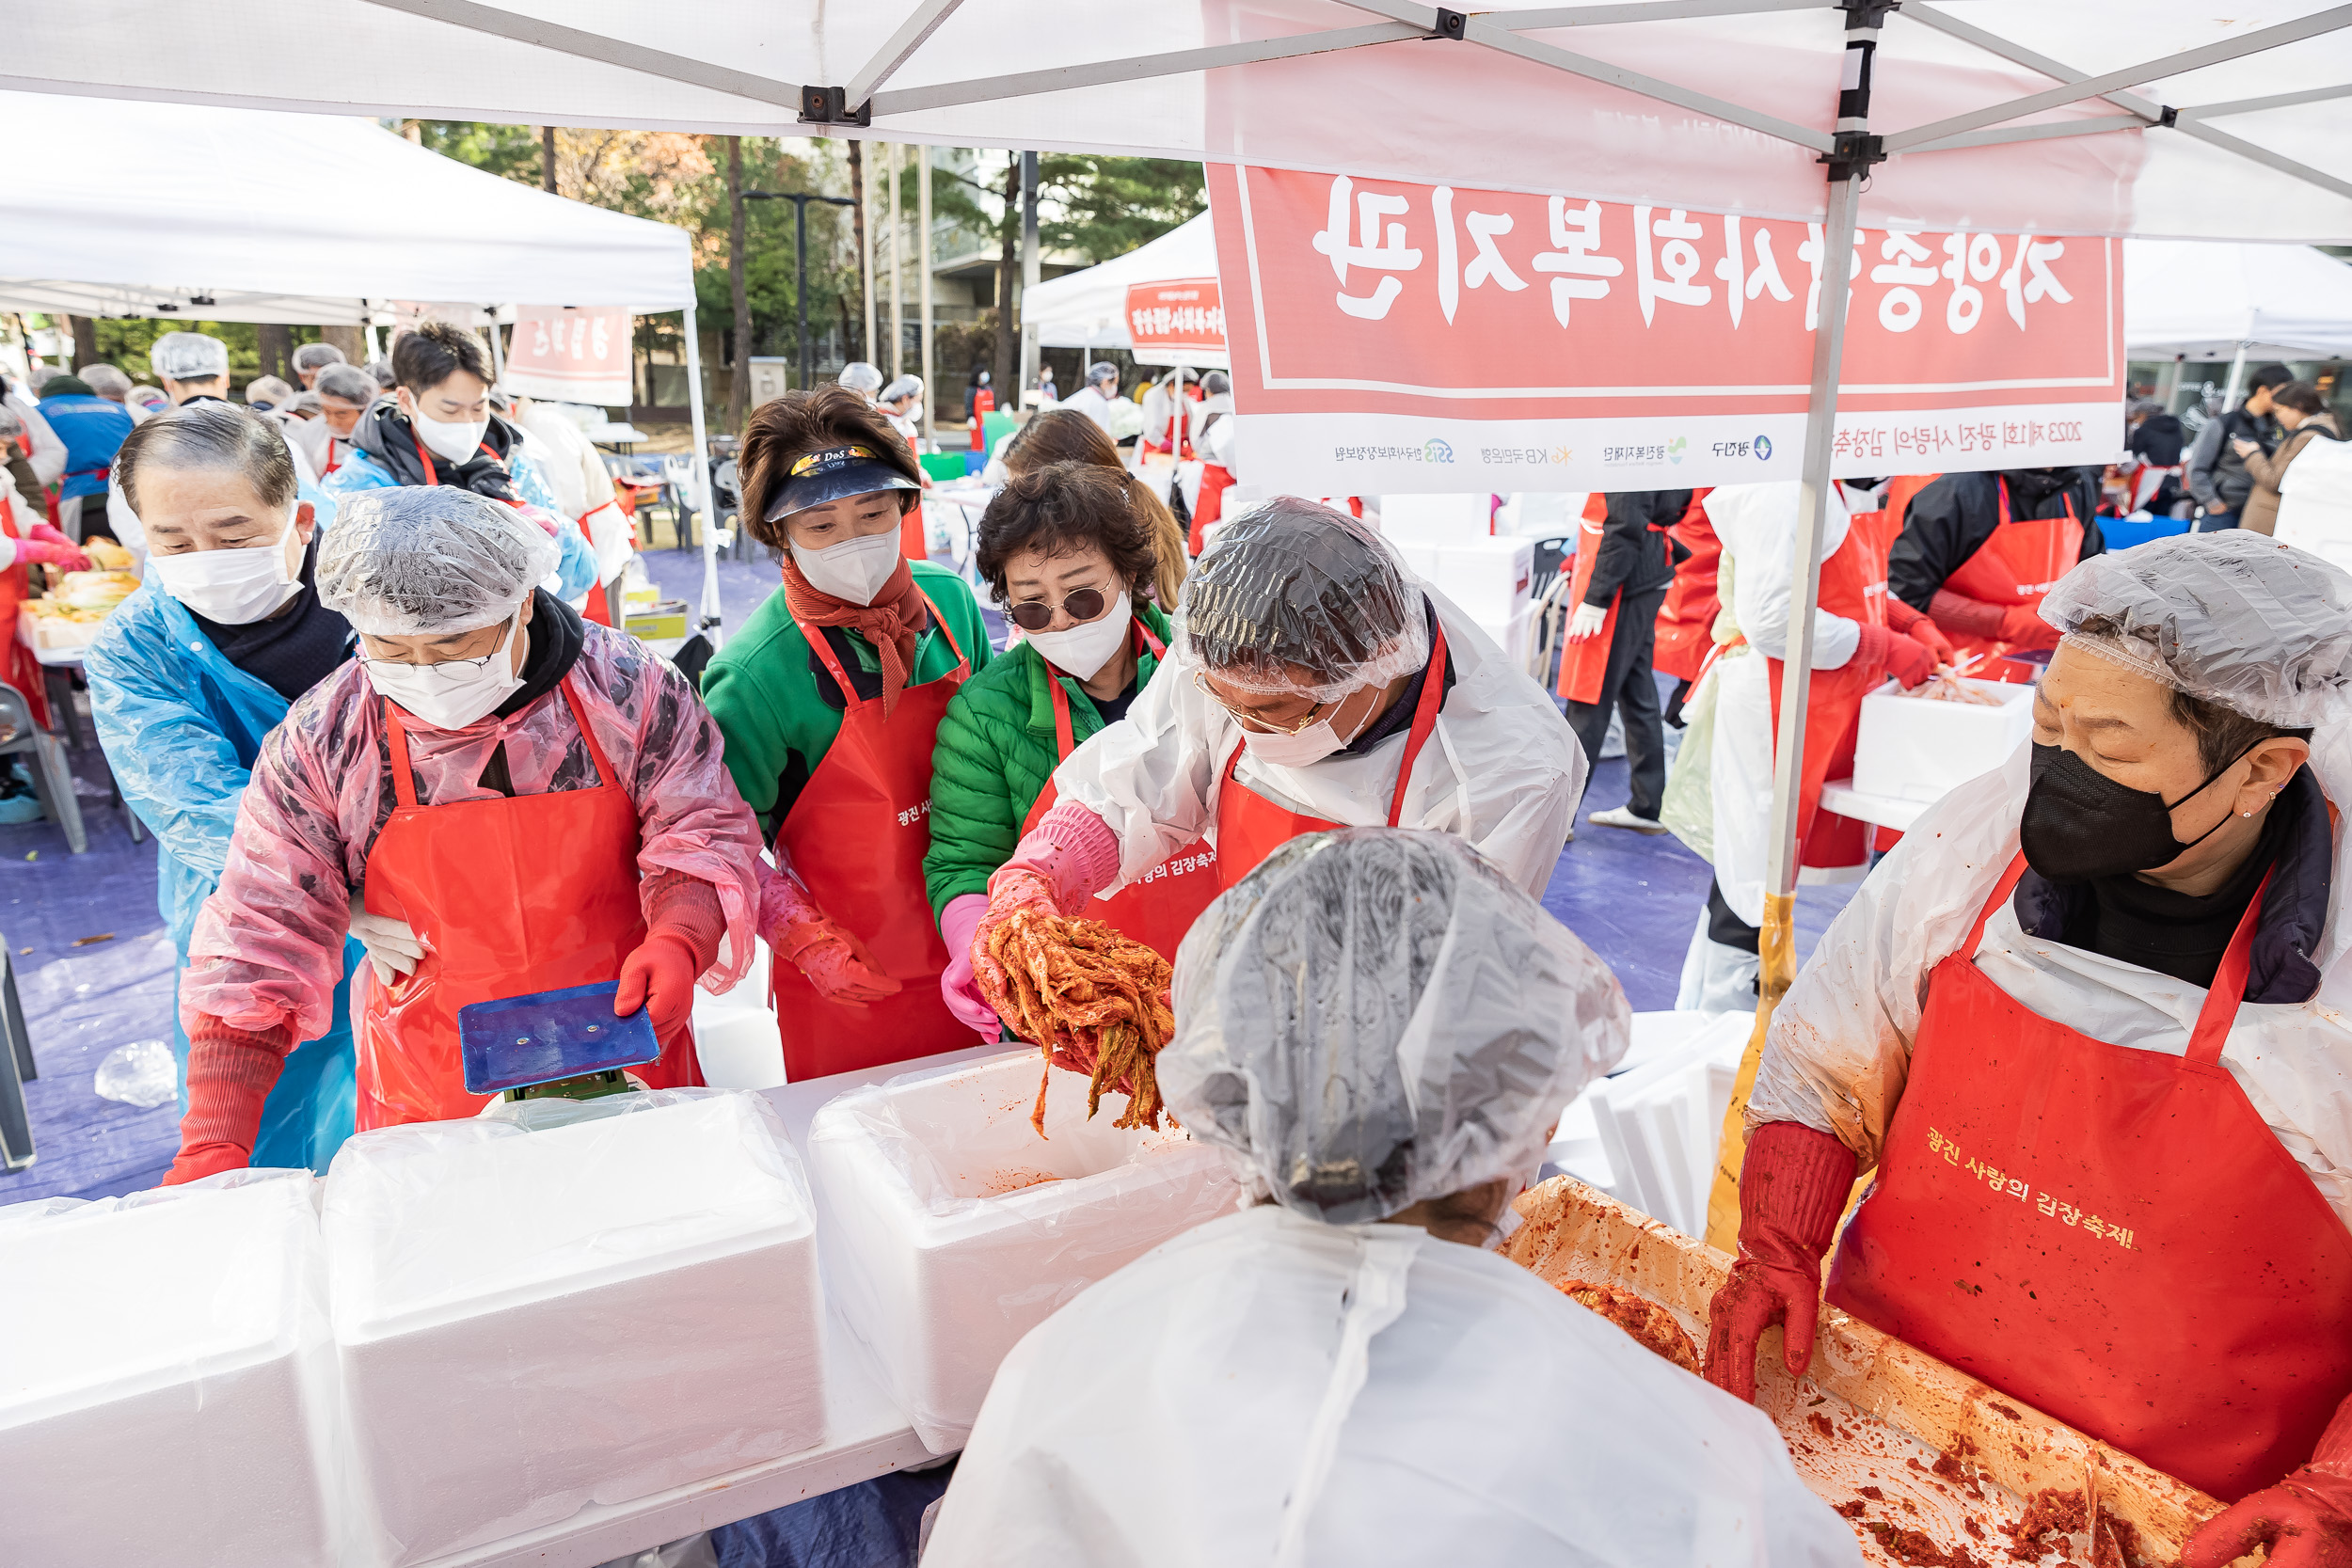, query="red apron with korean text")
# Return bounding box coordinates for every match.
[1942,477,2083,684]
[1021,617,1220,961]
[1652,488,1720,683]
[1827,852,2352,1501]
[357,679,696,1129]
[0,494,52,728]
[1756,507,1893,872]
[1215,620,1450,888]
[771,593,972,1079]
